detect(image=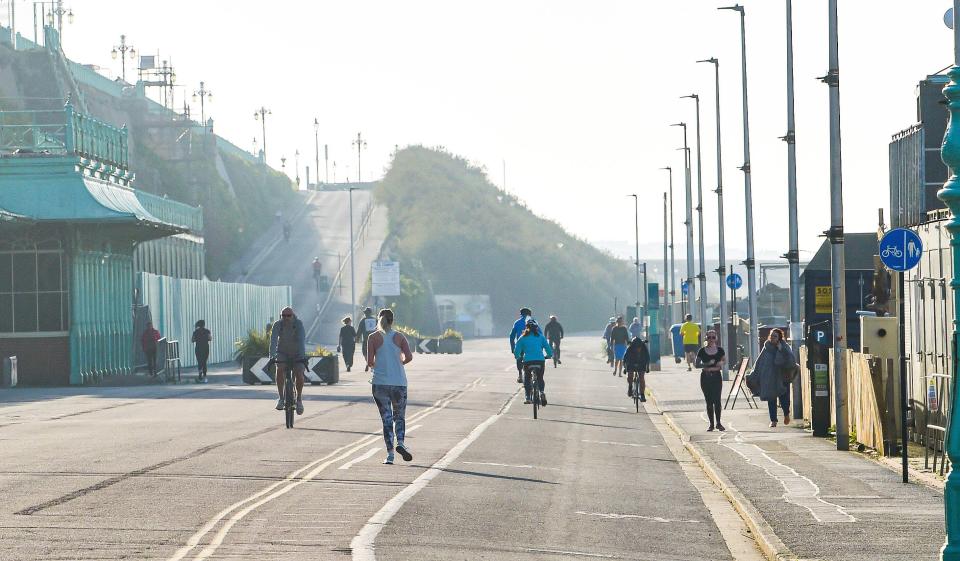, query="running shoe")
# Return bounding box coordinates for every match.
[296,399,304,415]
[396,444,413,462]
[275,398,284,411]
